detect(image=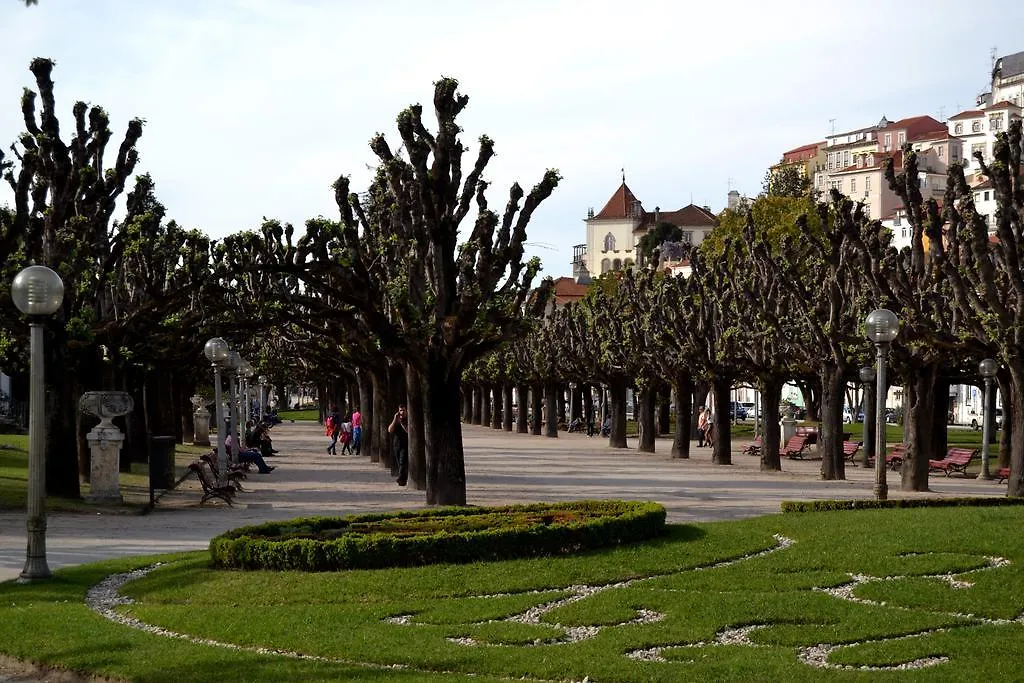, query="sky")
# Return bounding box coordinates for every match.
[3,0,1024,279]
